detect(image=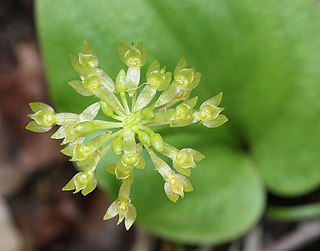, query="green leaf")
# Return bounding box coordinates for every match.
[96,132,264,244]
[37,0,320,243]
